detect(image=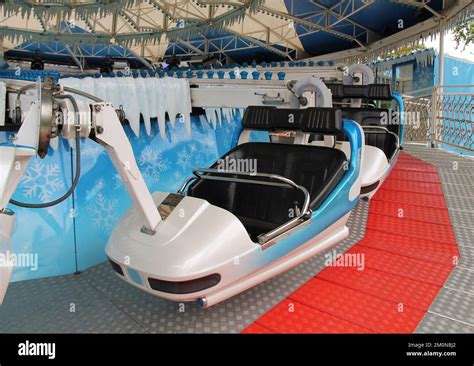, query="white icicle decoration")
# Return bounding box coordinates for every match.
[134,76,151,136]
[198,114,208,128]
[216,108,223,127]
[121,77,141,136]
[60,75,192,140]
[222,108,231,124]
[204,108,217,129]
